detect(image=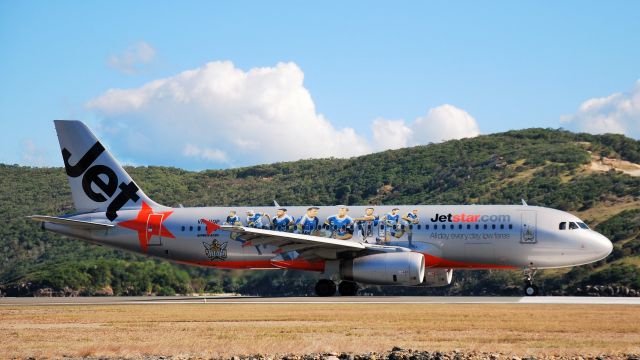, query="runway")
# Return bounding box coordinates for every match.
[2,295,640,305]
